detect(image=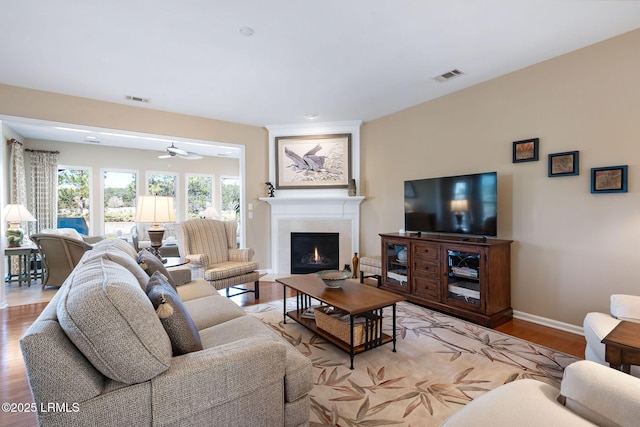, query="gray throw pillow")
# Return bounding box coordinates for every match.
[146,271,203,356]
[138,250,177,290]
